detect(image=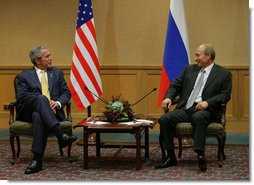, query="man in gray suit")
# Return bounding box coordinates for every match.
[155,44,232,171]
[15,46,77,174]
